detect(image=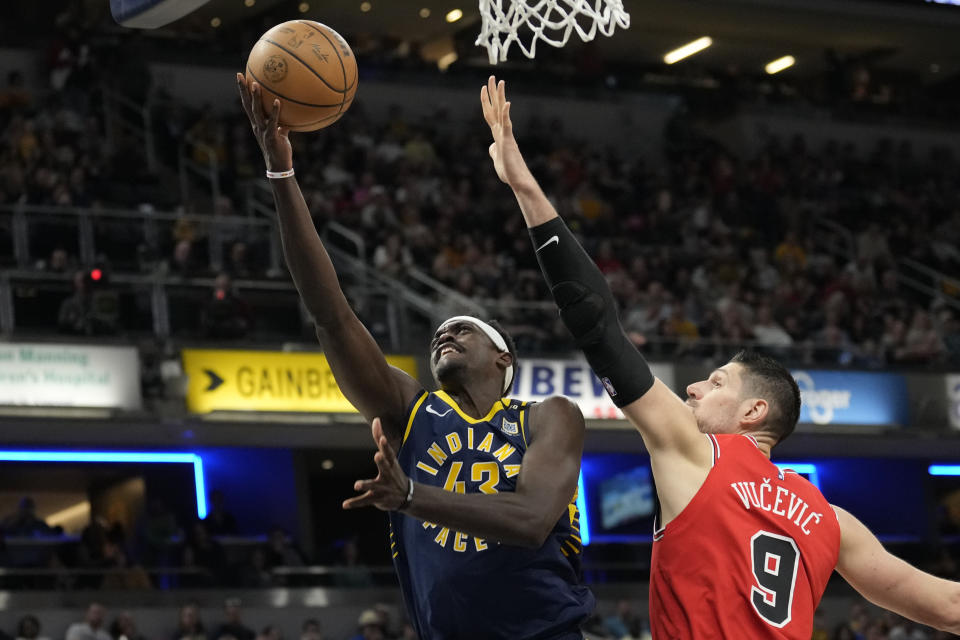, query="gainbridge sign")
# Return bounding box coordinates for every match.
[182,349,418,414]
